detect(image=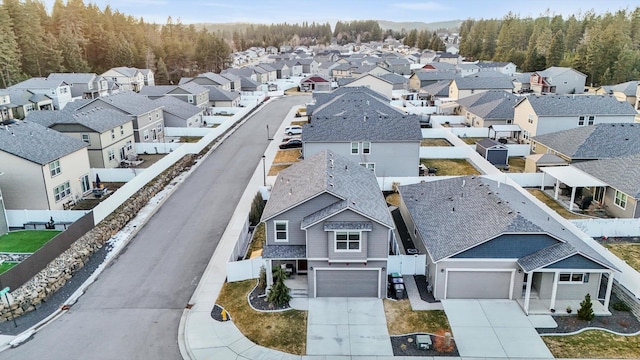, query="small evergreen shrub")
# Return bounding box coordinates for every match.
[577,293,595,321]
